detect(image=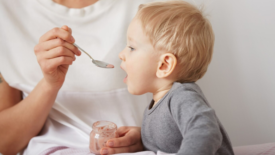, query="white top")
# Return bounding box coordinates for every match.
[0,0,163,154]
